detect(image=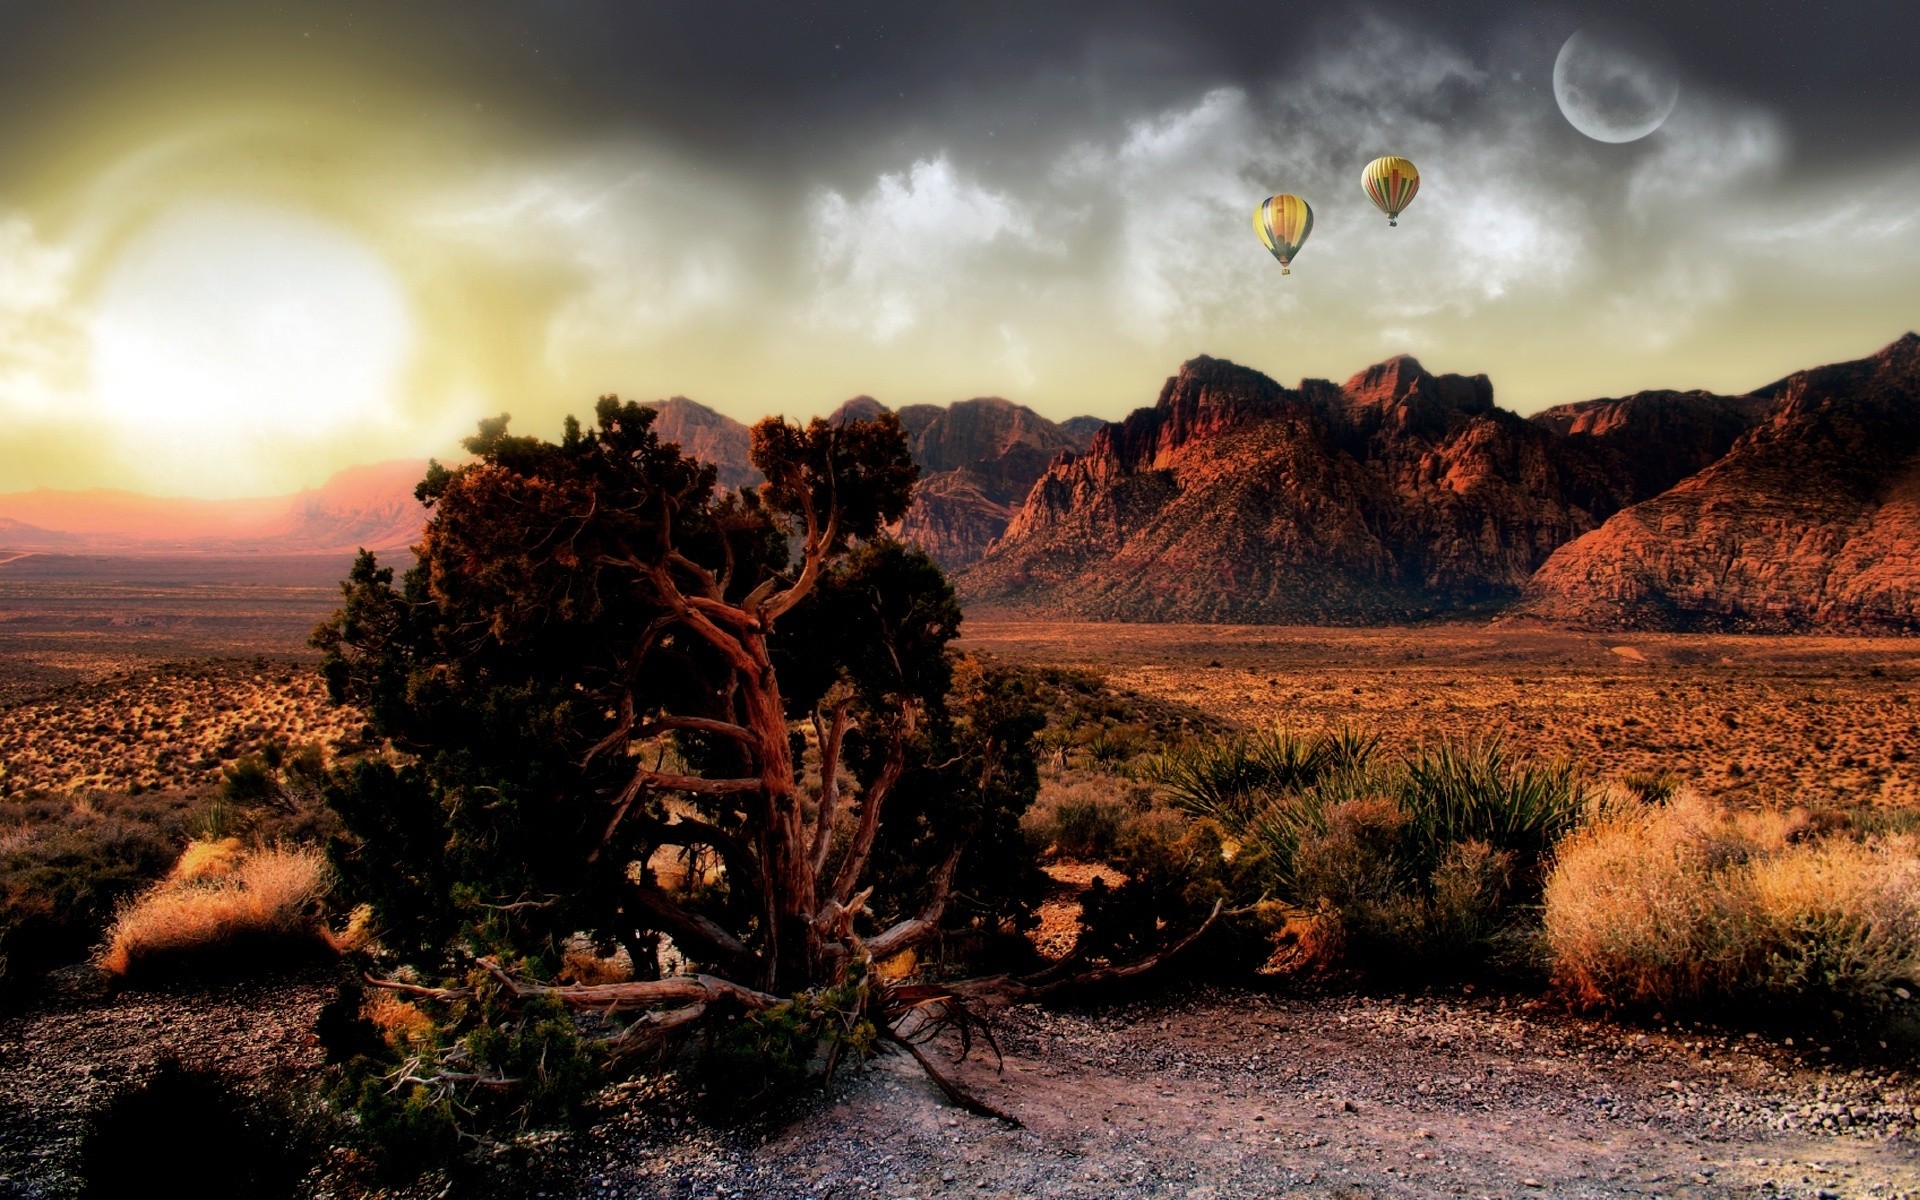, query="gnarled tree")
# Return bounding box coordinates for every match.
[316,398,1047,1133]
